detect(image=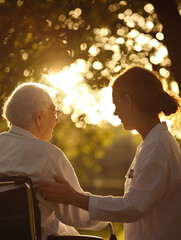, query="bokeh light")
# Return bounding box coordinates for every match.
[42,1,177,133]
[44,61,120,128]
[0,0,179,140]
